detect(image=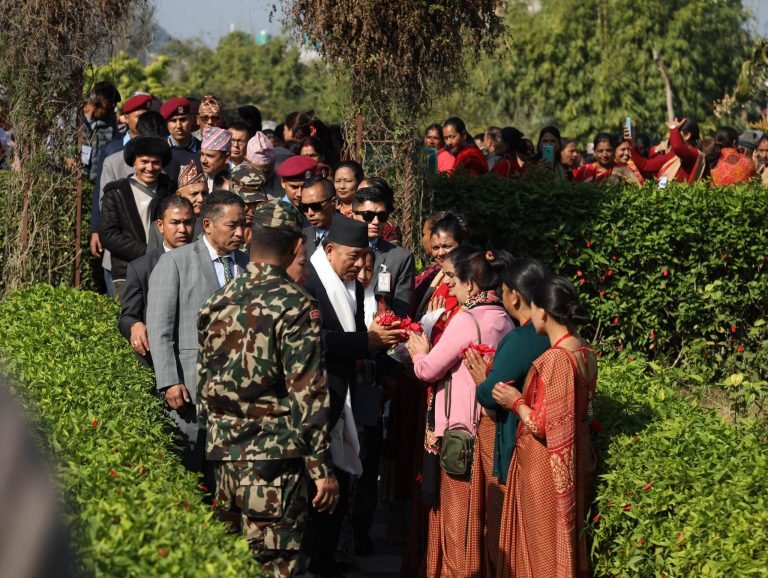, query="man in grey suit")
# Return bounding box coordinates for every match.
[299,176,335,255]
[146,190,248,469]
[119,196,195,368]
[351,186,415,317]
